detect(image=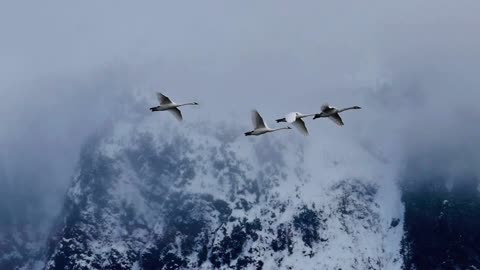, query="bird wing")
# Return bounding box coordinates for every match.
[321,103,330,112]
[285,112,298,123]
[157,93,174,105]
[293,118,309,135]
[328,113,344,126]
[168,107,183,121]
[252,110,267,129]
